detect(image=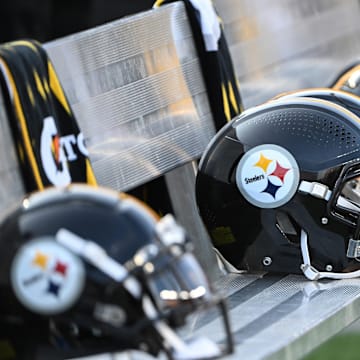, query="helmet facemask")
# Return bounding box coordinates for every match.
[279,159,360,280]
[56,213,233,360]
[129,214,234,359]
